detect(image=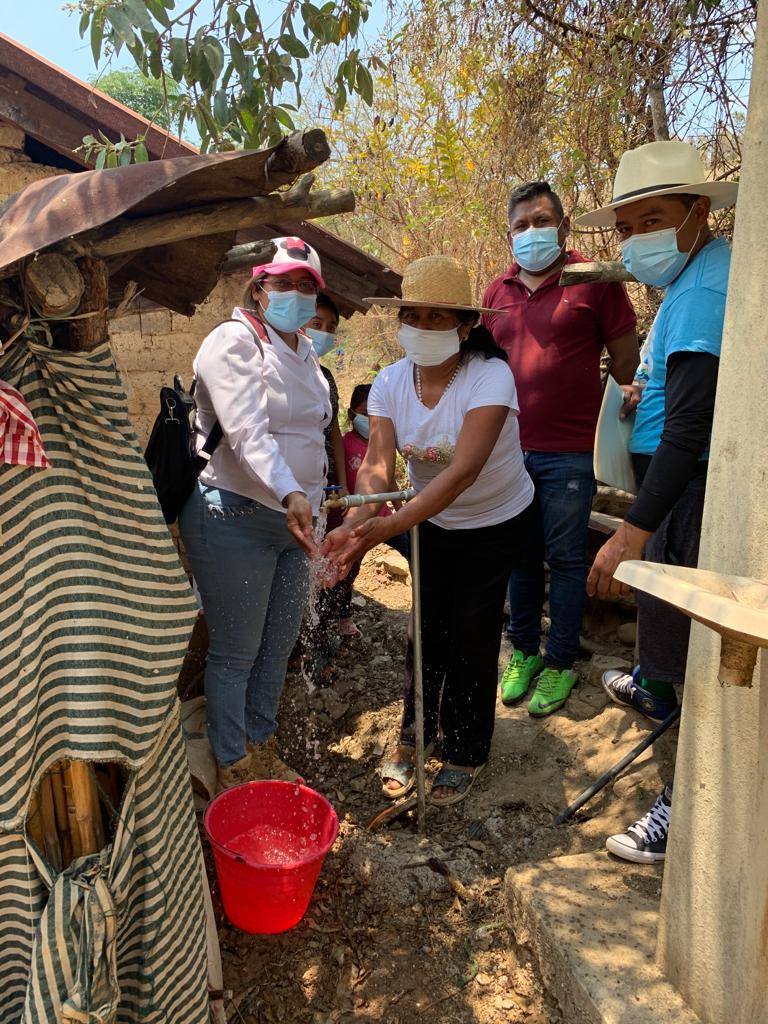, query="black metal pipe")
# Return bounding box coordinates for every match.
[554,704,682,825]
